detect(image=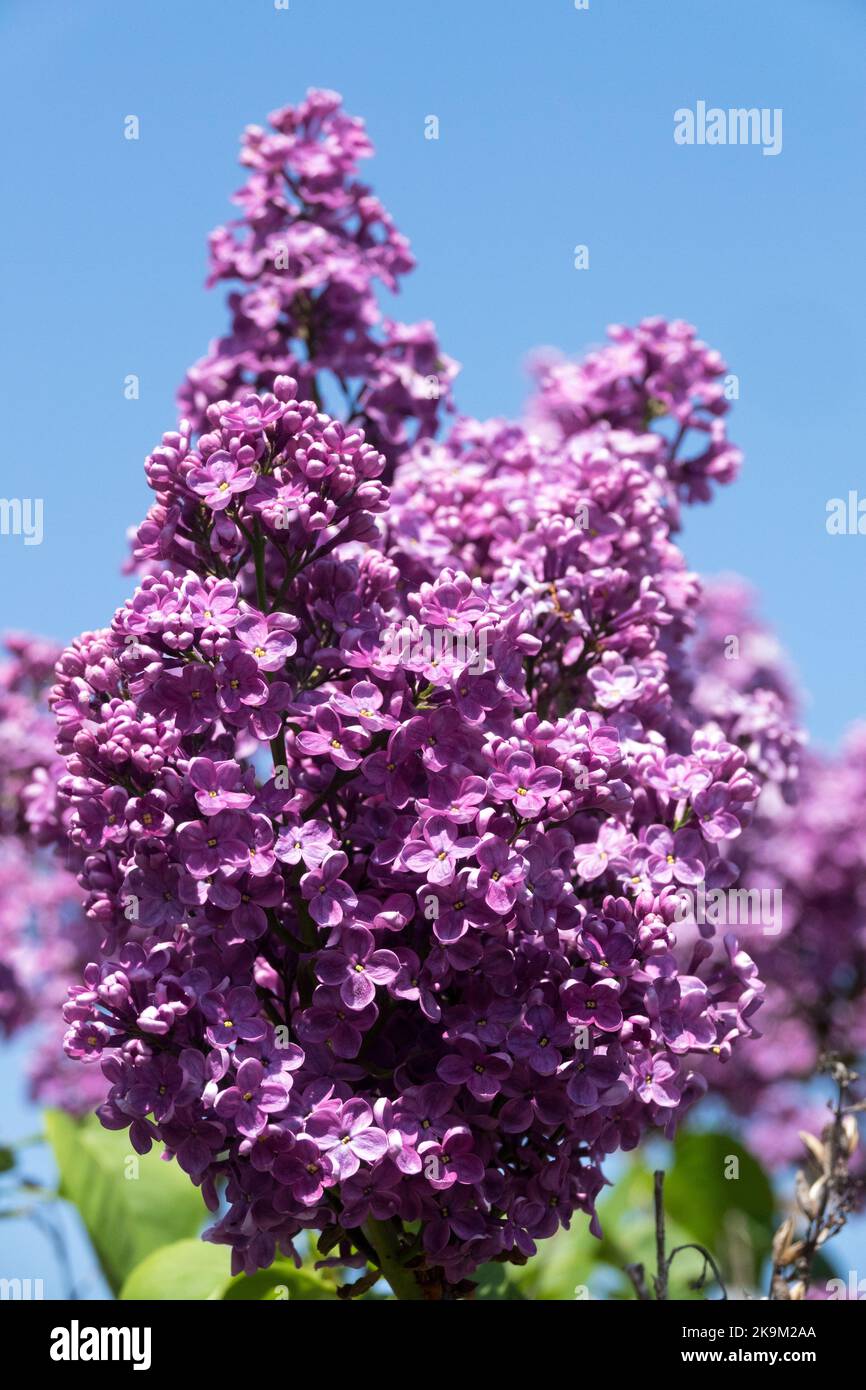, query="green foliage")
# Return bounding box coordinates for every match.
[221,1261,337,1300]
[45,1109,207,1295]
[119,1239,339,1300]
[665,1130,775,1280]
[120,1240,231,1301]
